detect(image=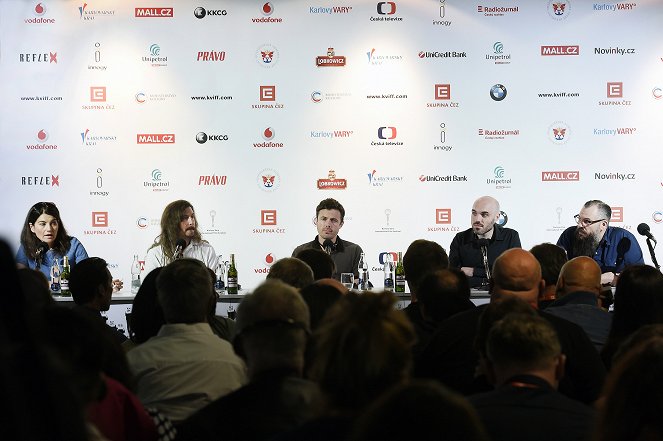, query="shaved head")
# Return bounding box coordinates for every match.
[556,256,601,297]
[471,196,501,236]
[492,249,543,307]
